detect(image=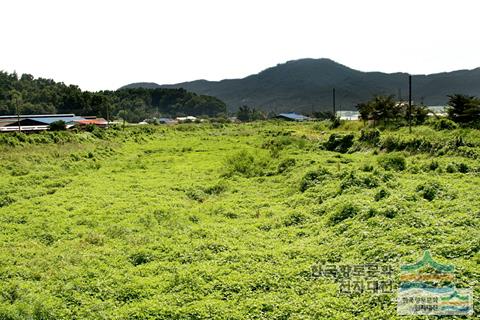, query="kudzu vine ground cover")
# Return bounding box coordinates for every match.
[0,122,478,319]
